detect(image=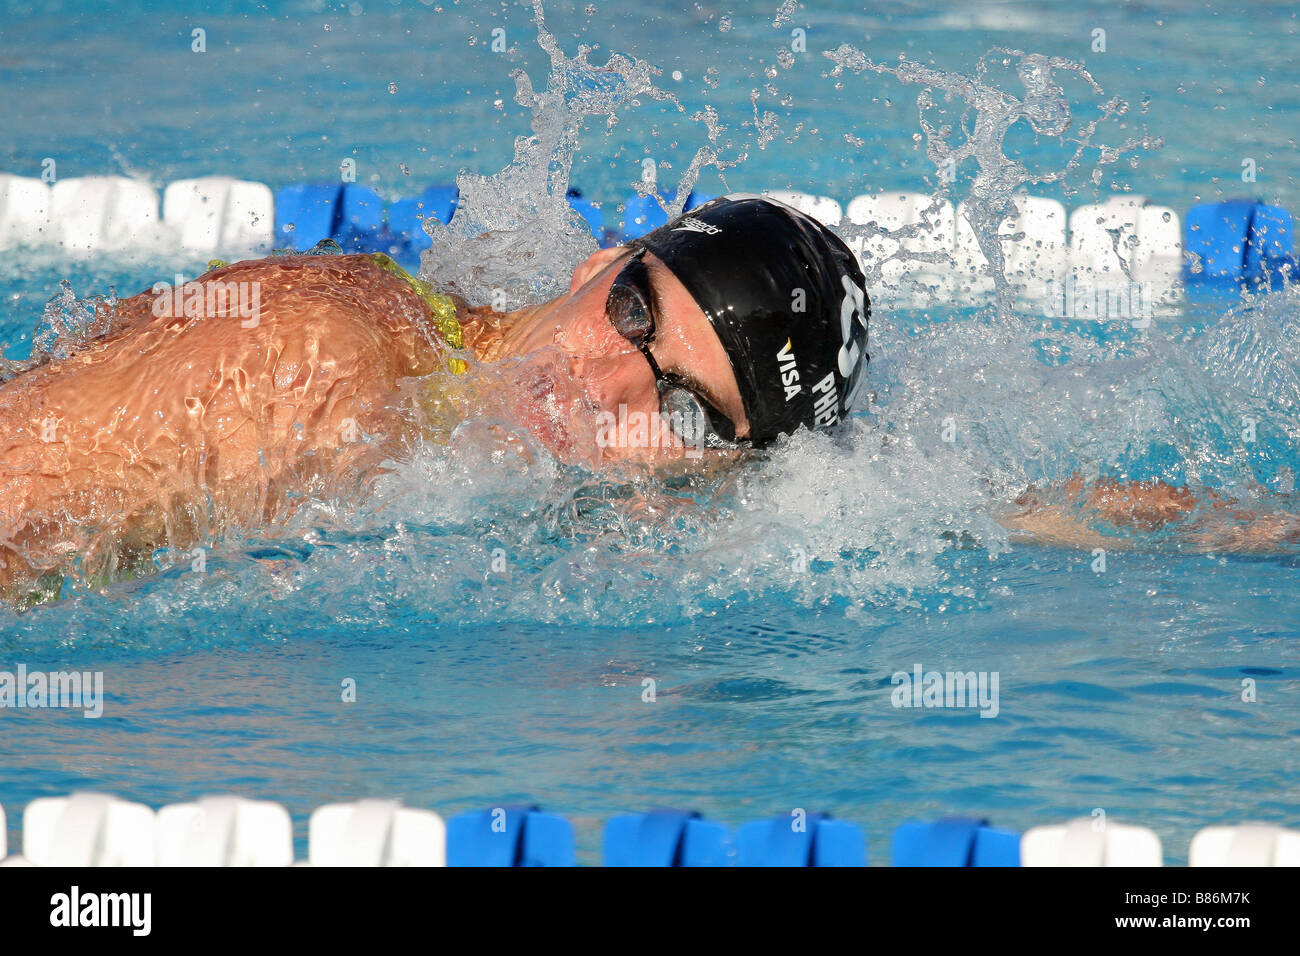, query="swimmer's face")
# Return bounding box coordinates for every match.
[511,244,751,465]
